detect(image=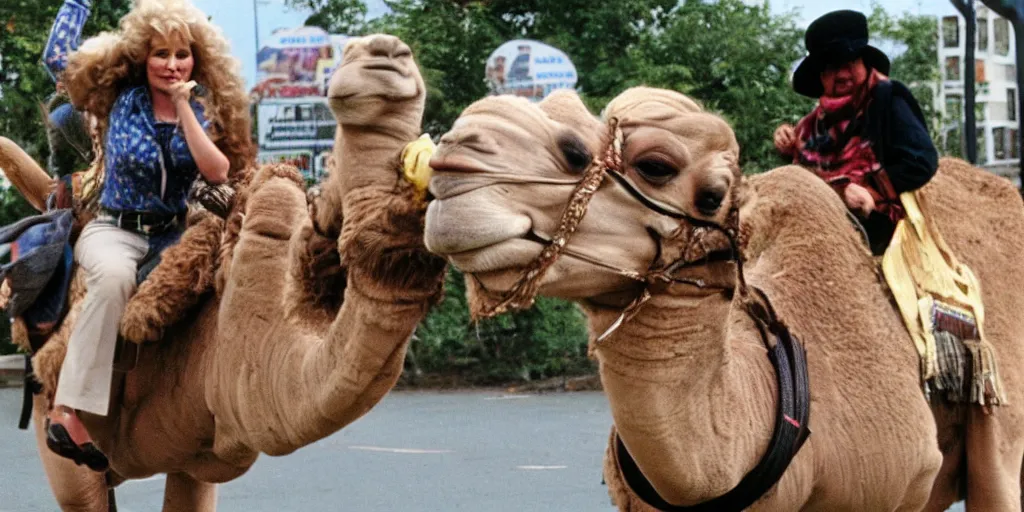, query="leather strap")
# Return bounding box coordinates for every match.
[615,286,811,511]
